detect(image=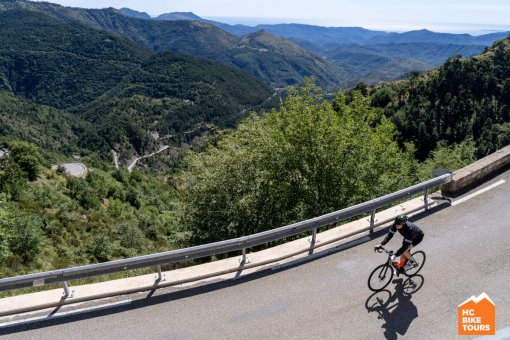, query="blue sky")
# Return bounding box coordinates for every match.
[34,0,510,34]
